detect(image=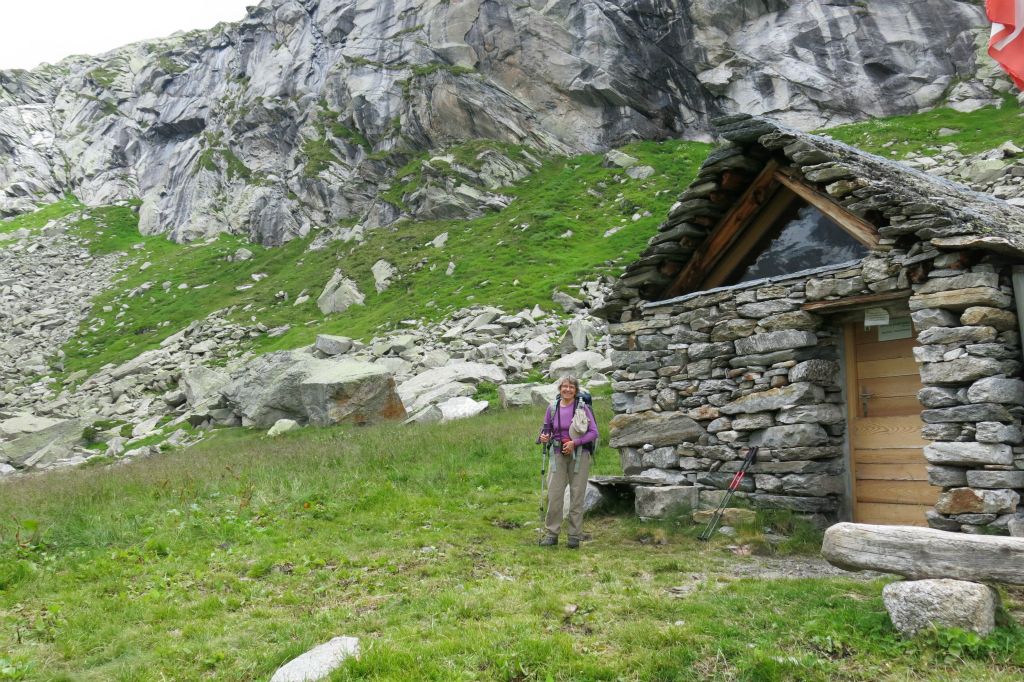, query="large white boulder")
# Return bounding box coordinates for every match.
[374,357,415,381]
[530,382,561,407]
[566,318,600,351]
[407,381,476,413]
[371,259,397,292]
[180,365,231,407]
[634,486,699,519]
[300,360,407,427]
[314,334,353,356]
[499,383,537,408]
[548,350,611,378]
[438,396,489,422]
[0,414,64,438]
[0,416,96,470]
[106,348,167,382]
[267,419,300,437]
